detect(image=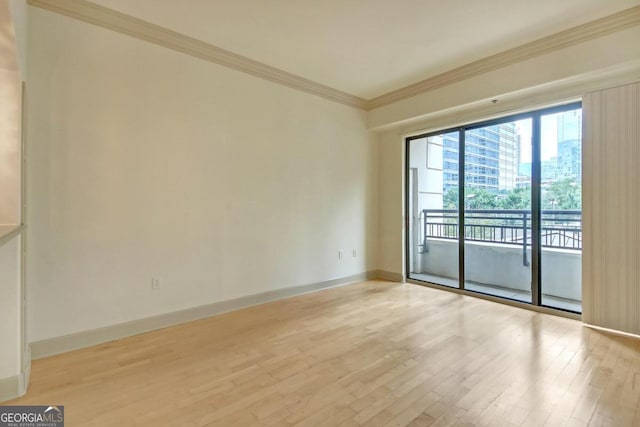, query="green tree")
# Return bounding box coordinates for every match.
[443,187,500,209]
[498,186,531,210]
[443,179,581,211]
[443,187,459,209]
[464,187,499,209]
[543,178,581,210]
